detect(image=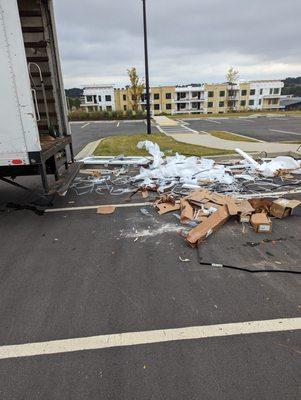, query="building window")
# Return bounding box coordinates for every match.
[106,105,112,111]
[270,88,273,95]
[219,91,225,97]
[219,101,224,107]
[180,103,186,109]
[259,99,262,105]
[123,94,127,101]
[260,89,263,95]
[274,88,280,95]
[240,100,246,106]
[99,106,102,111]
[208,91,214,98]
[154,104,160,110]
[207,102,213,108]
[166,103,172,110]
[98,95,102,102]
[123,105,127,111]
[86,95,93,102]
[249,100,254,106]
[250,89,256,96]
[154,93,160,100]
[165,93,172,100]
[105,95,112,102]
[241,90,247,96]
